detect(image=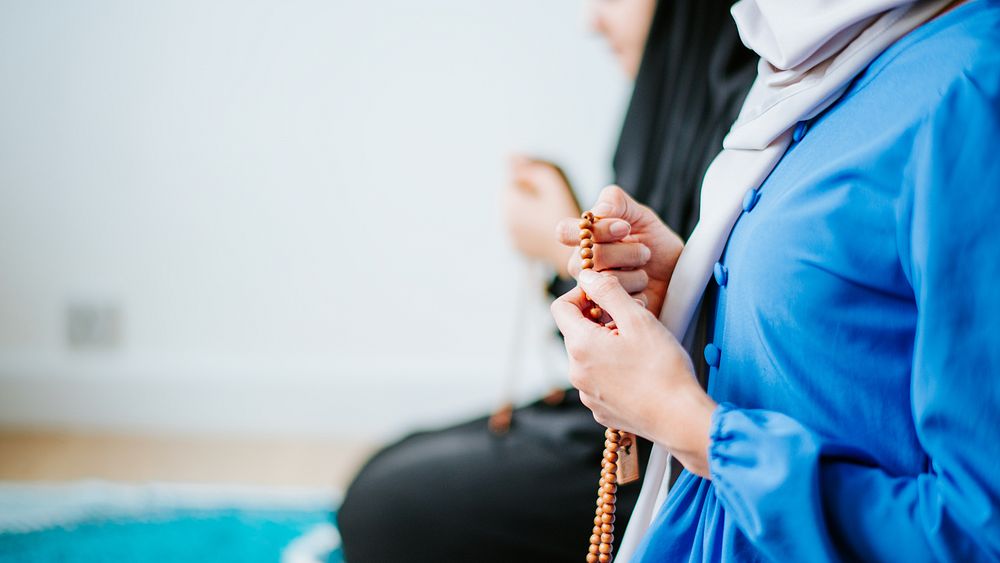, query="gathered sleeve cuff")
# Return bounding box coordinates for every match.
[704,402,1000,562]
[706,403,840,561]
